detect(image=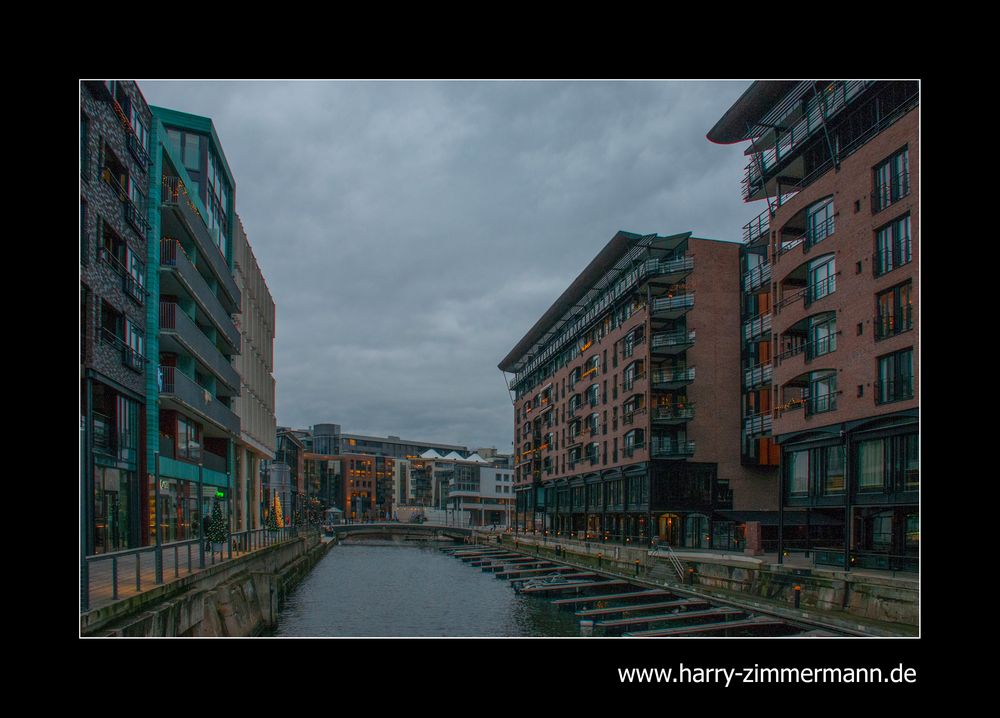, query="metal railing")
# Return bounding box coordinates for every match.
[81,525,314,612]
[743,362,773,388]
[650,406,695,422]
[875,306,913,340]
[650,440,696,458]
[743,312,772,340]
[804,273,838,306]
[651,366,695,385]
[872,172,910,213]
[803,214,836,251]
[805,390,839,417]
[650,330,695,350]
[742,261,772,292]
[744,412,773,436]
[651,293,694,315]
[875,378,914,405]
[743,207,770,245]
